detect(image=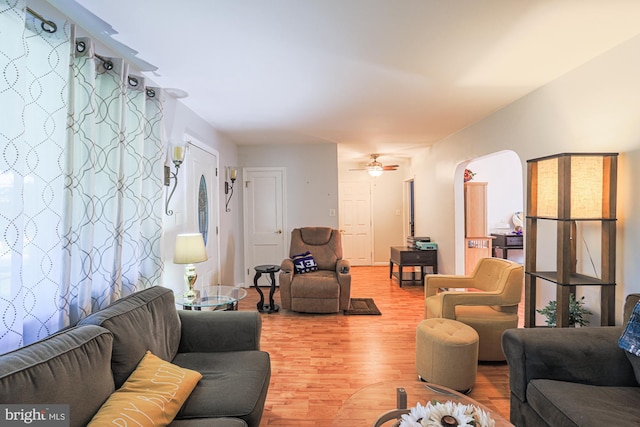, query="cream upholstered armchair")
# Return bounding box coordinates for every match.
[279,227,351,313]
[424,257,523,361]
